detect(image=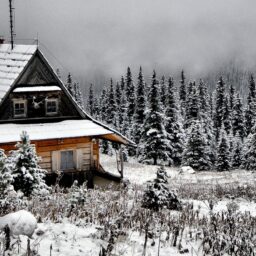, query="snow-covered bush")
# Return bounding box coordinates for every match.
[142,167,181,211]
[0,149,13,198]
[68,180,87,205]
[6,131,50,197]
